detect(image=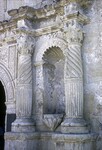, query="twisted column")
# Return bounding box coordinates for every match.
[66,43,83,118]
[12,33,35,132]
[61,28,88,133]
